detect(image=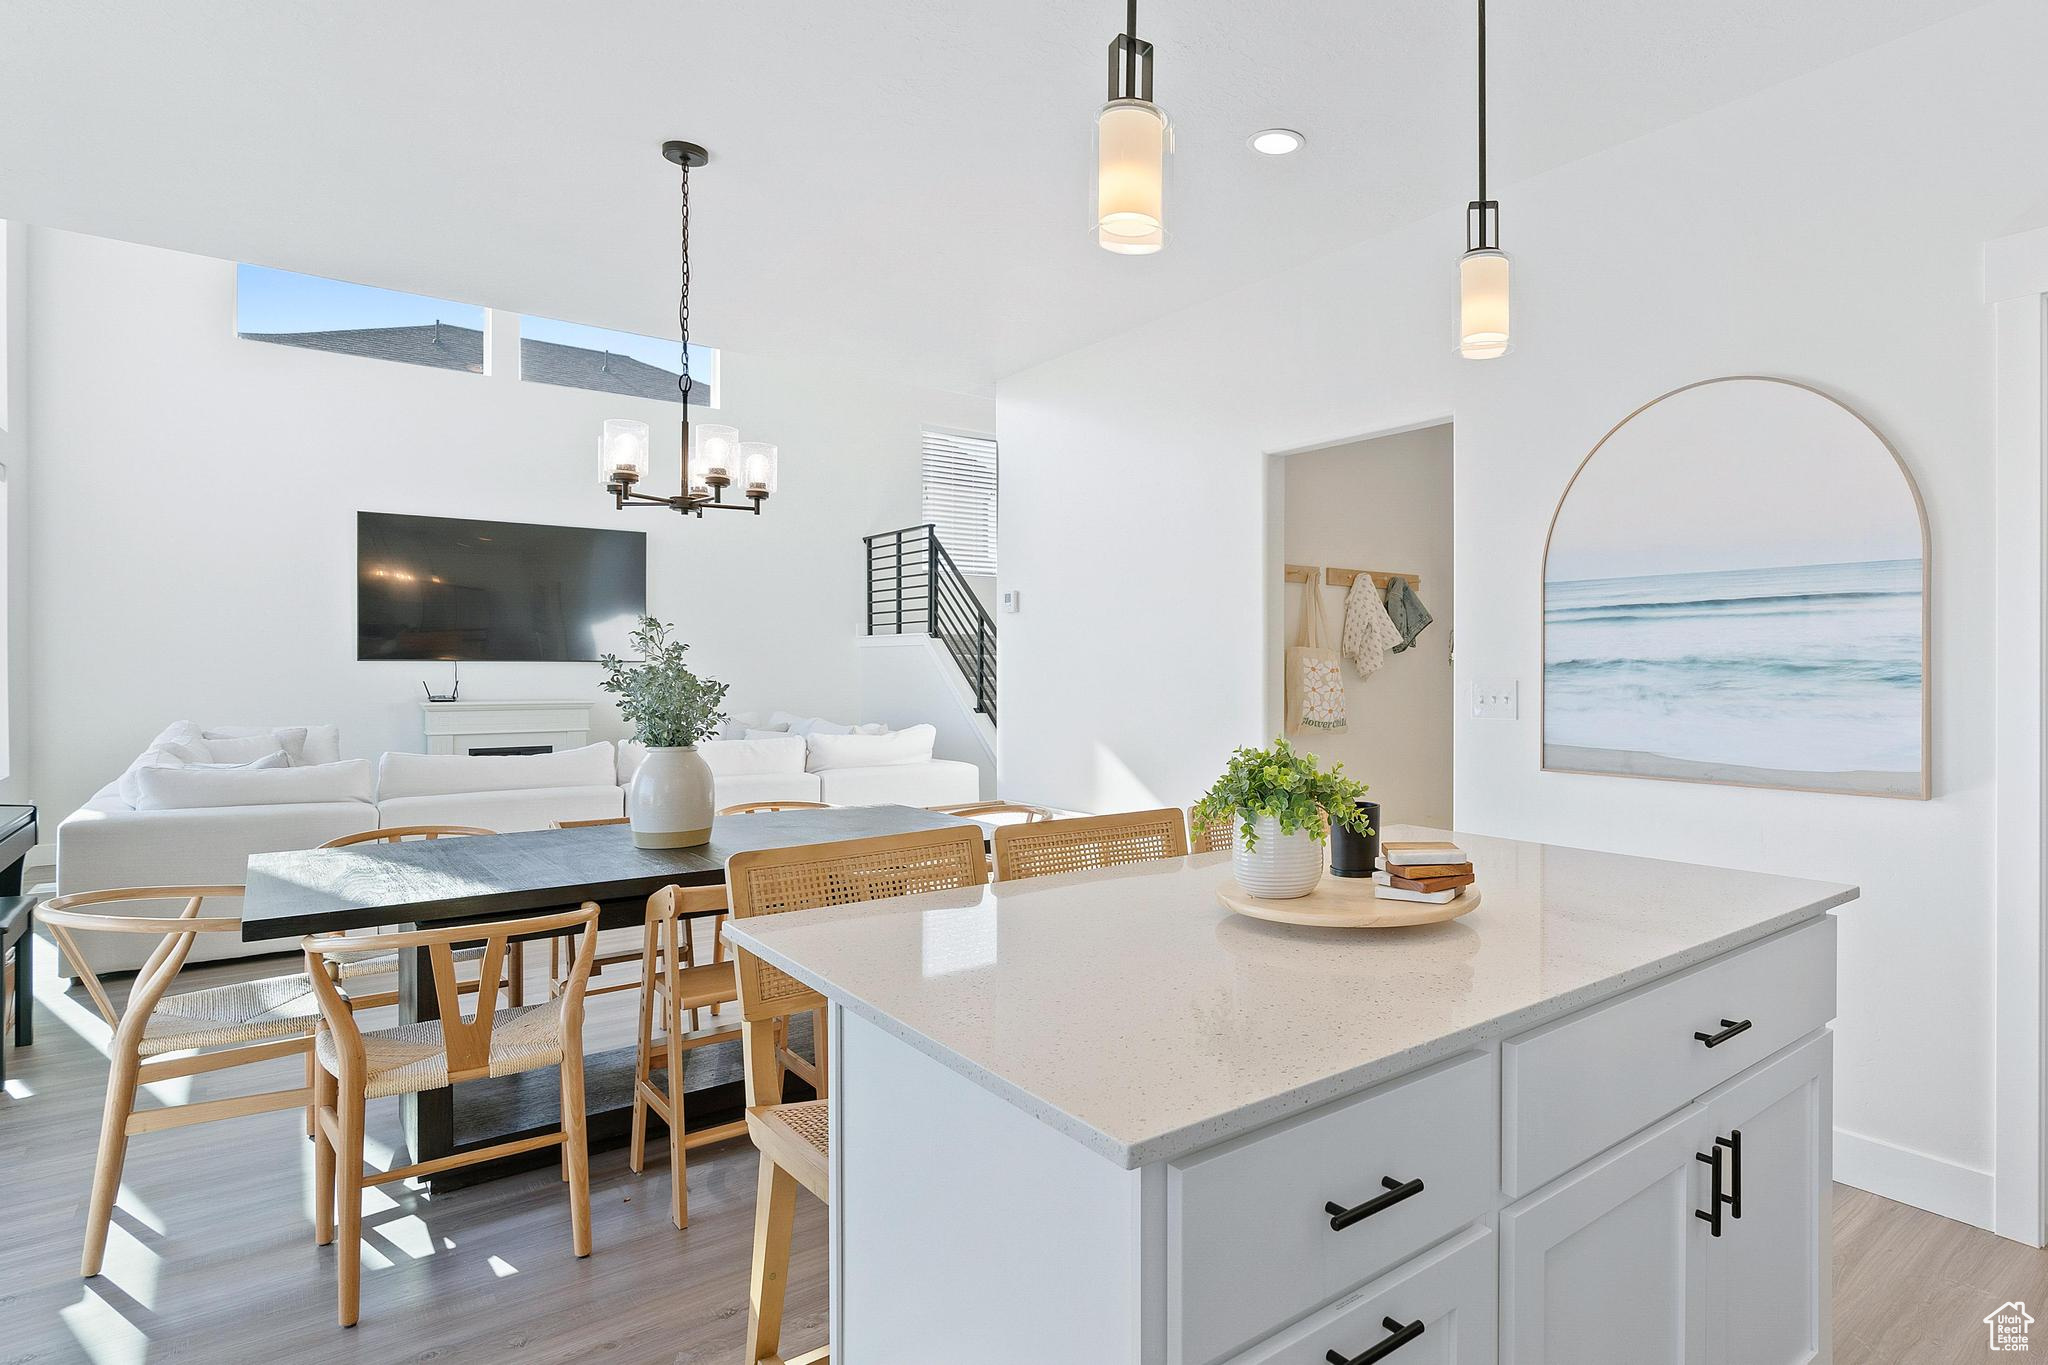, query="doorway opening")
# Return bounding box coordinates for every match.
[1271,424,1455,828]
